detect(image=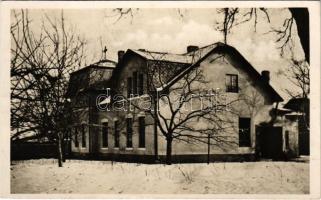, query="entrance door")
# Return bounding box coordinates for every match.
[257,126,283,159]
